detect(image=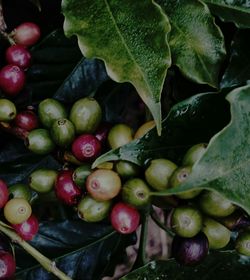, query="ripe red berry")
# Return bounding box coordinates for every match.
[71,134,101,162]
[94,122,111,144]
[5,45,32,70]
[12,214,39,241]
[0,251,16,279]
[13,22,41,46]
[0,180,9,209]
[55,170,82,206]
[0,65,25,96]
[110,202,140,234]
[14,110,38,131]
